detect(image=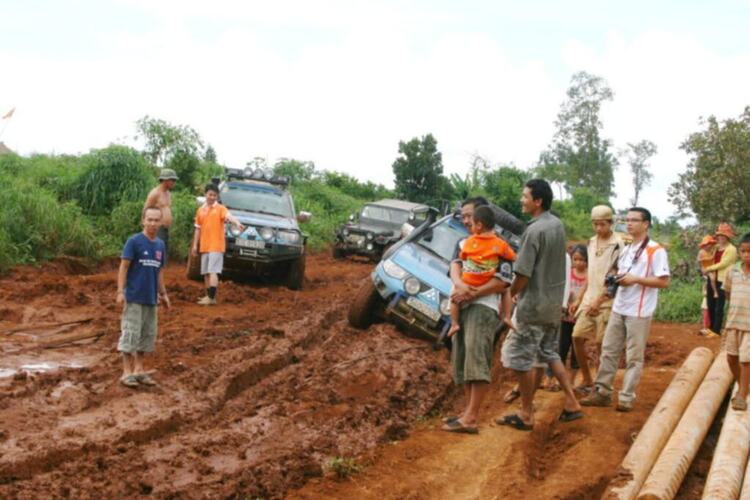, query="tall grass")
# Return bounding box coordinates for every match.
[290,180,364,250]
[654,278,703,323]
